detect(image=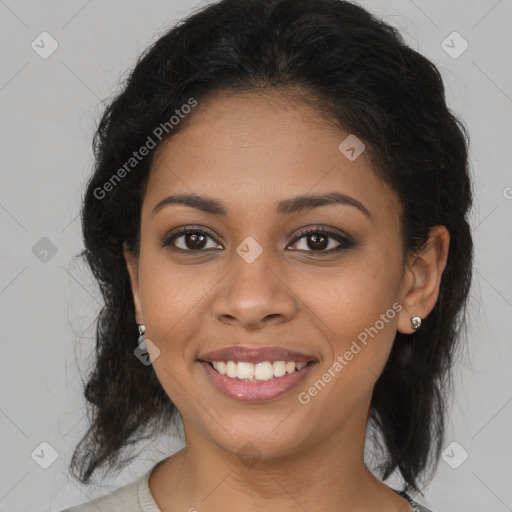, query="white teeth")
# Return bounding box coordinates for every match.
[236,361,255,379]
[254,362,274,380]
[209,360,310,381]
[285,361,296,374]
[226,361,237,378]
[273,360,287,377]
